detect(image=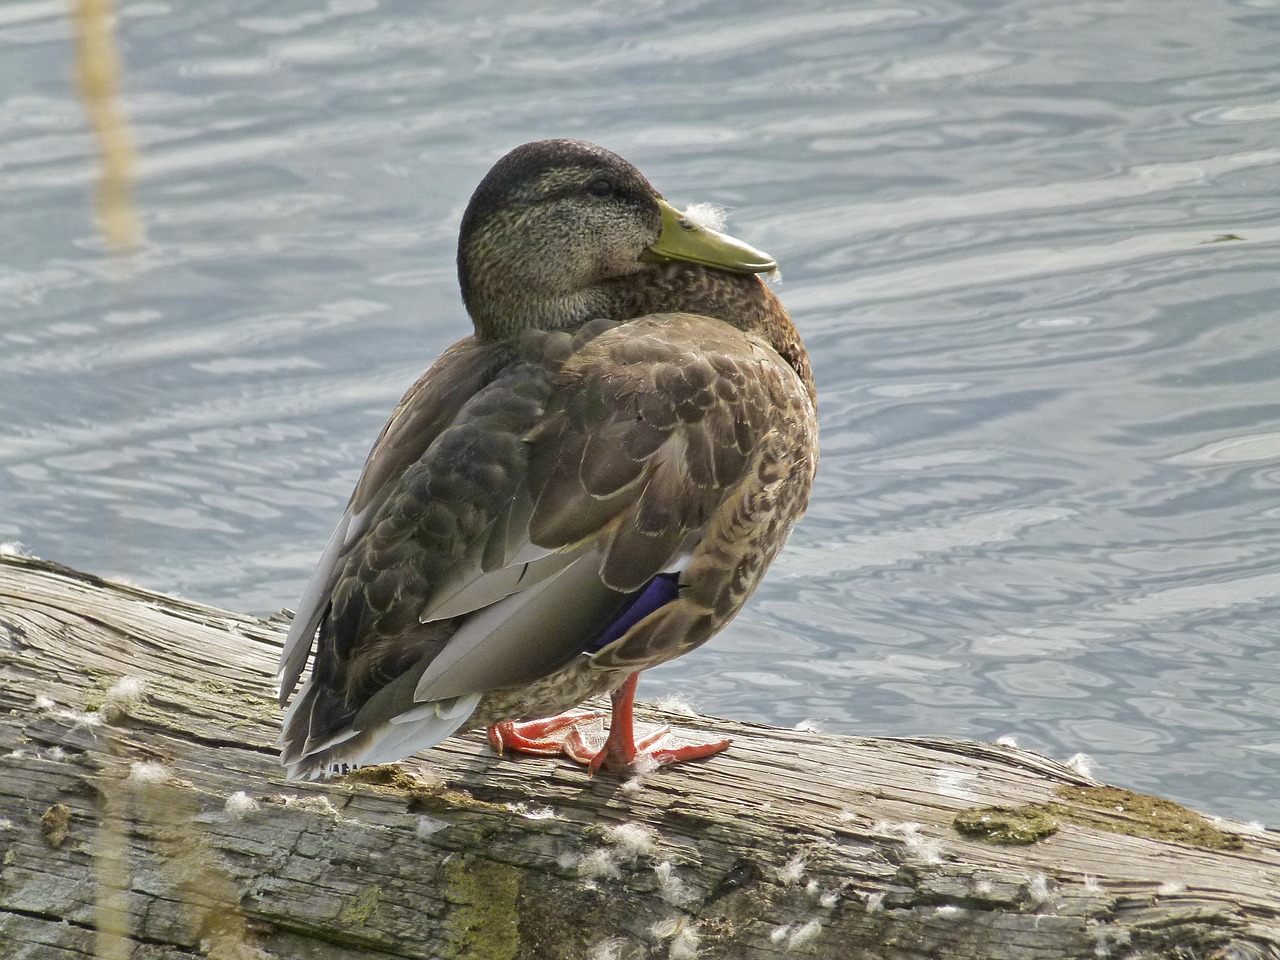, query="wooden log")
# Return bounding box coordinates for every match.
[0,552,1276,960]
